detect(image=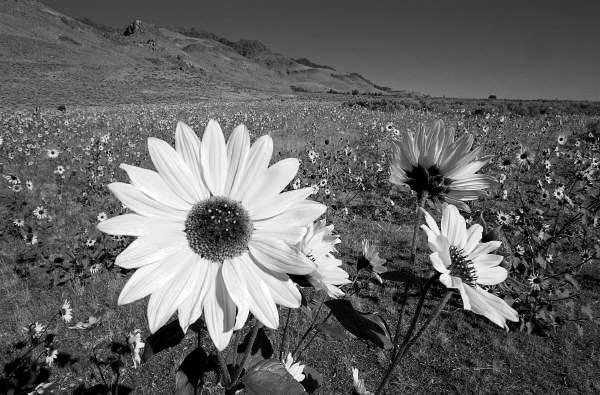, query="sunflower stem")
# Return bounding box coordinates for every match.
[402,290,453,355]
[217,351,231,388]
[375,273,438,395]
[391,282,410,360]
[279,308,292,360]
[230,322,262,387]
[410,191,428,263]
